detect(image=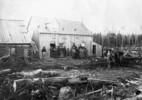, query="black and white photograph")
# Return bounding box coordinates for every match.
[1,0,142,99]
